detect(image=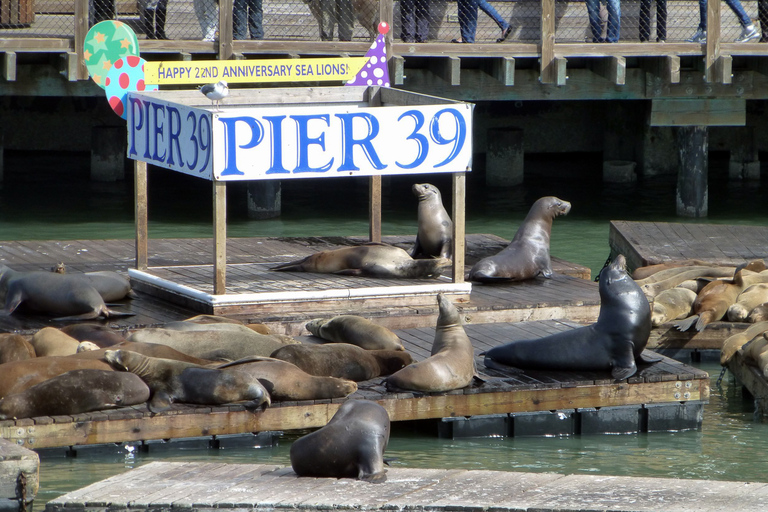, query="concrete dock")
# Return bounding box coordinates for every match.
[45,462,768,512]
